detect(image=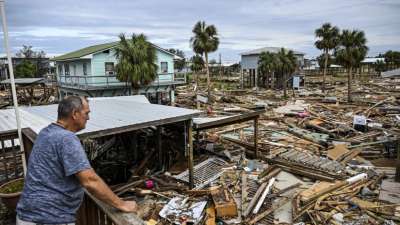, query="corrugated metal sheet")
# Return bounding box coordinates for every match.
[0,96,200,137]
[0,78,44,84]
[240,47,305,56]
[382,68,400,78]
